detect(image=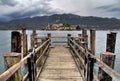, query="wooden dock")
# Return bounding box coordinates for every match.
[0,29,120,81]
[38,46,83,81]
